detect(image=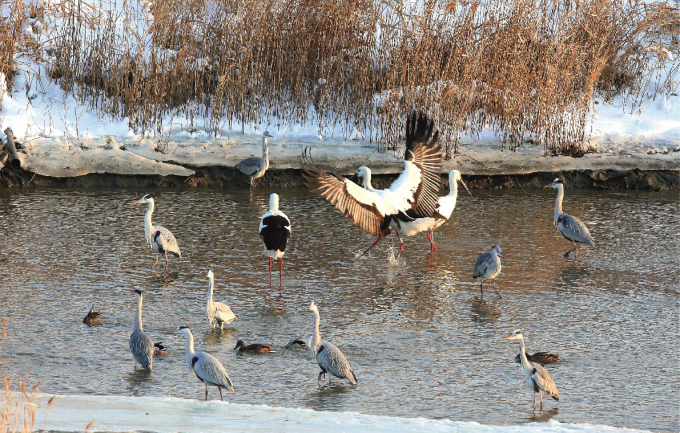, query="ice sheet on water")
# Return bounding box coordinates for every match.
[24,393,648,433]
